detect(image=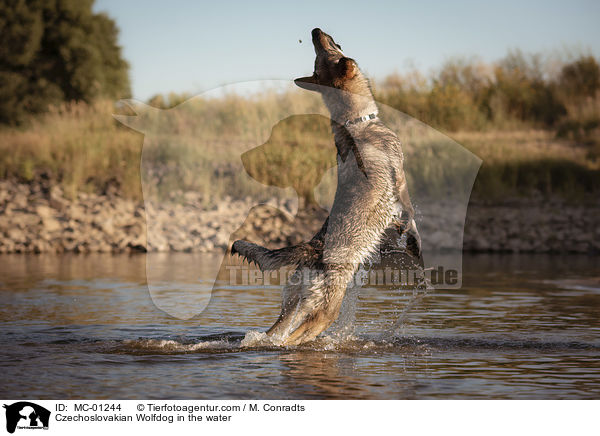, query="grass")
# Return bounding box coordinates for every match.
[0,100,142,199]
[451,129,599,199]
[0,90,598,205]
